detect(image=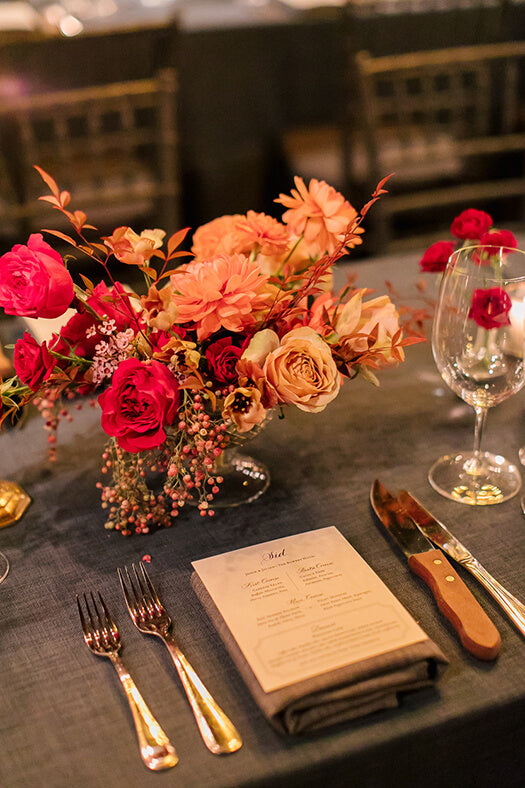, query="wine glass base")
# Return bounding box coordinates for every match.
[428,451,521,505]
